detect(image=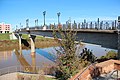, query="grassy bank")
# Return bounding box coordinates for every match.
[0,34,58,51]
[22,34,45,39]
[0,33,11,40]
[0,33,49,40]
